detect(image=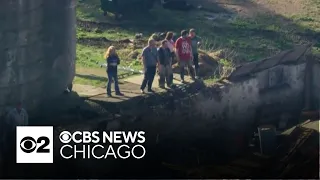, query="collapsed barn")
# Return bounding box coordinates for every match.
[1,0,318,178]
[9,45,317,178]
